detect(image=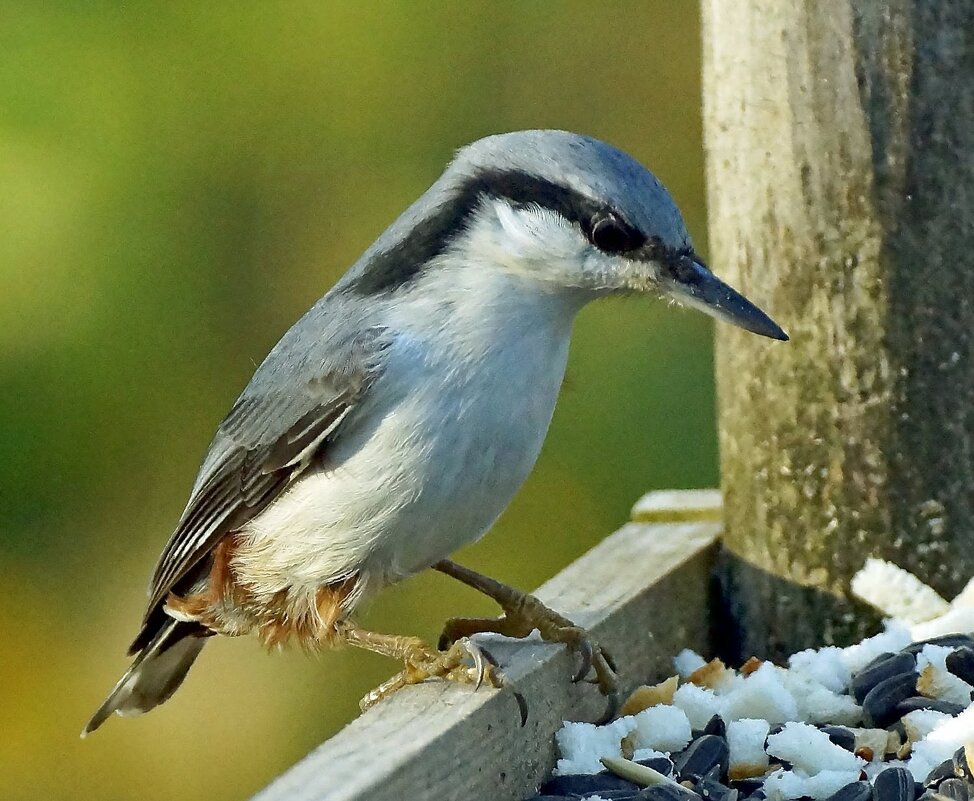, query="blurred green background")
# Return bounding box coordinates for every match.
[1,3,715,800]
